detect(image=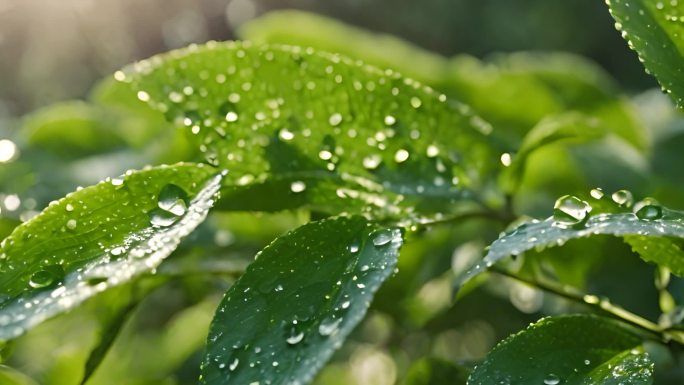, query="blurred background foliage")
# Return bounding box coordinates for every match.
[2,0,684,384]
